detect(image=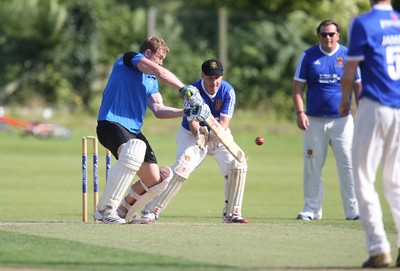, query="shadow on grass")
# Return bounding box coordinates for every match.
[0,230,237,271]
